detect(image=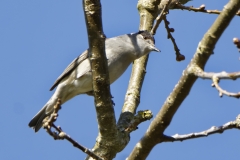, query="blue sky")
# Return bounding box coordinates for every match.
[1,0,240,159]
